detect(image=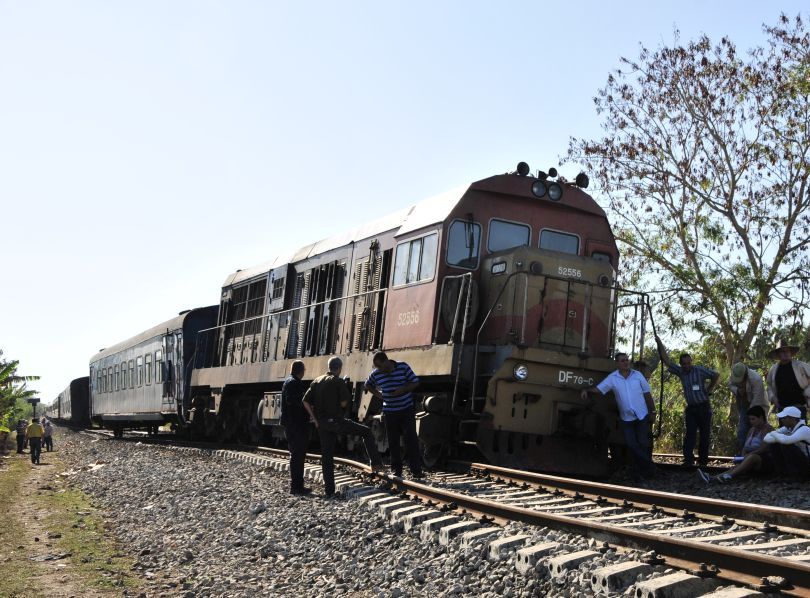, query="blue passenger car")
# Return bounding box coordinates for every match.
[89,306,217,436]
